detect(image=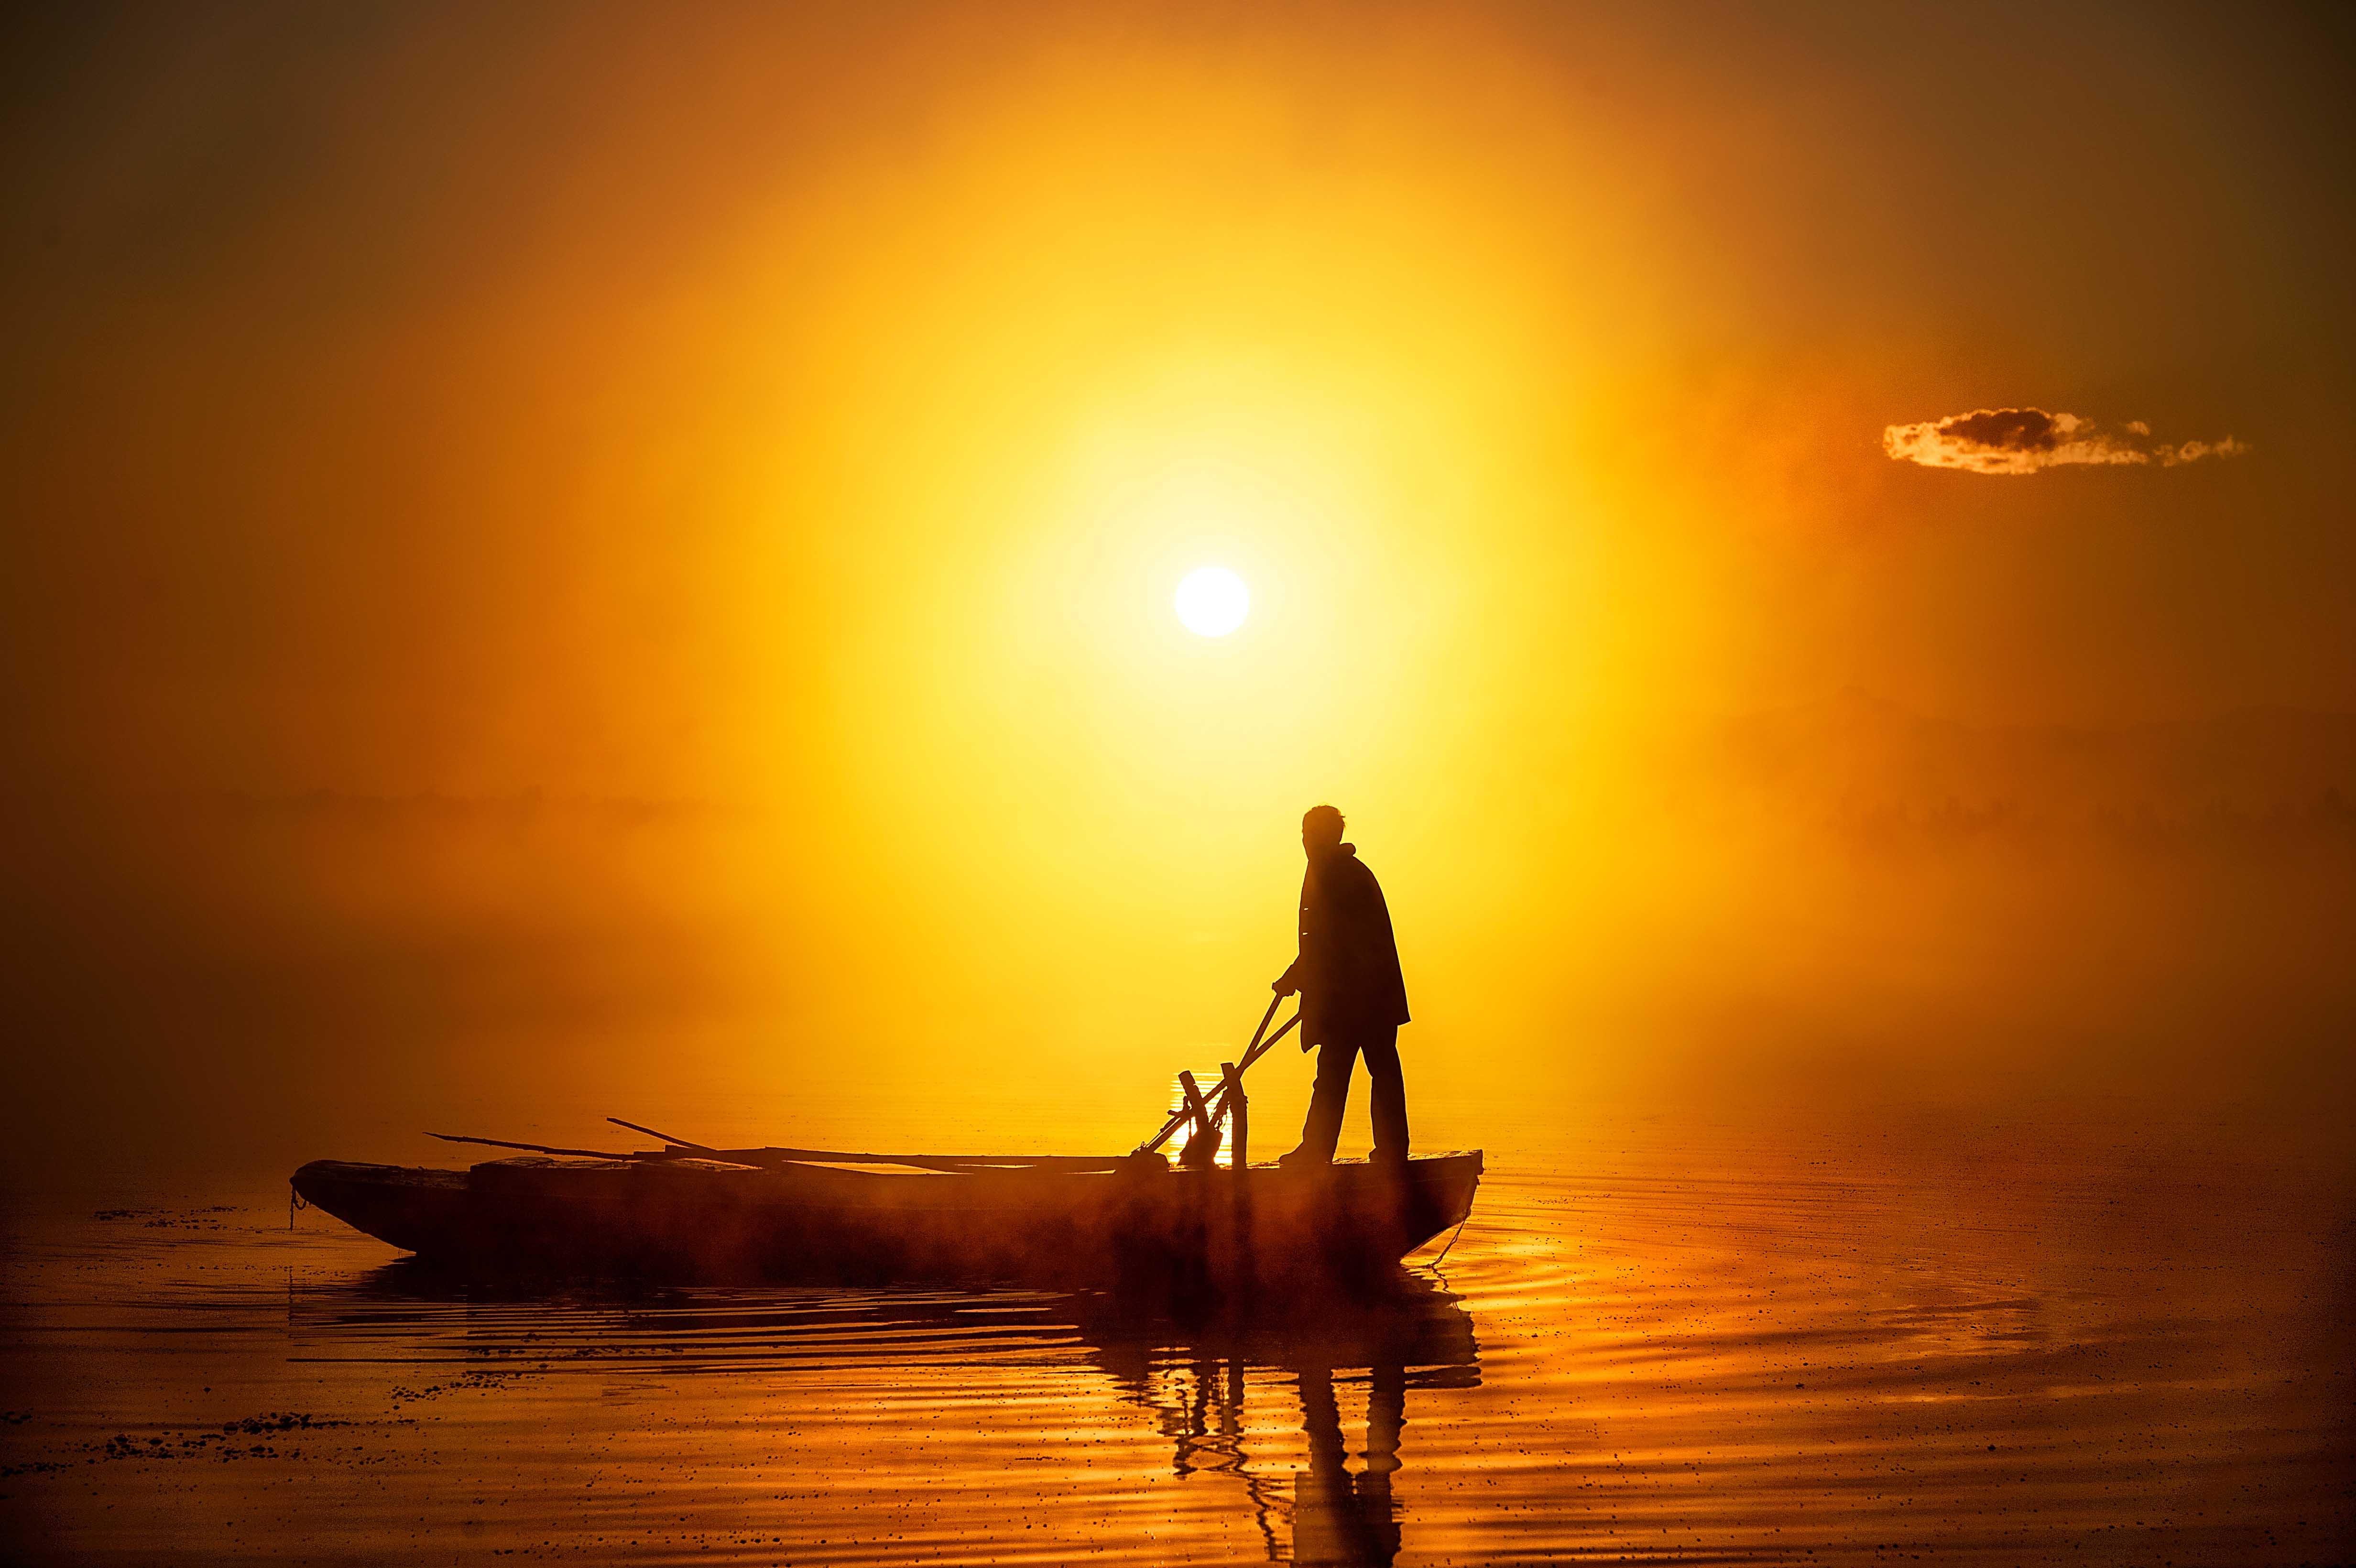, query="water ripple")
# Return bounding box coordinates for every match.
[2,1132,2348,1565]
